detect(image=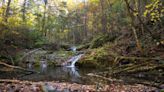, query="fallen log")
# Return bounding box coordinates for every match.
[19,48,42,61]
[113,62,151,74]
[0,61,39,73]
[125,64,164,74]
[87,73,123,83]
[110,54,164,68]
[118,56,163,61]
[112,62,164,75]
[110,53,163,62]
